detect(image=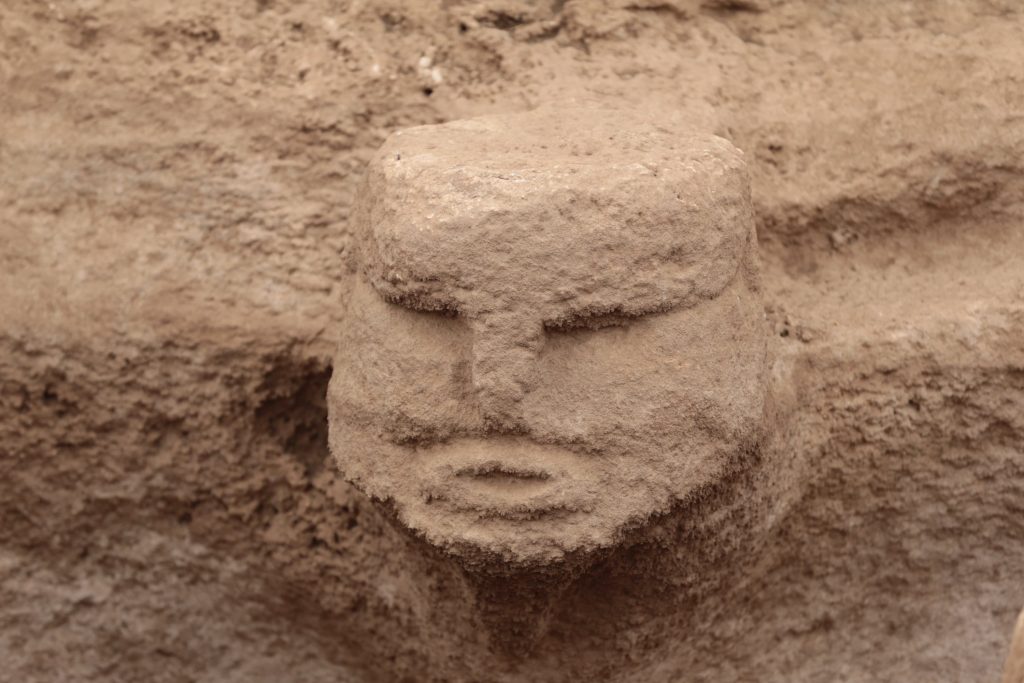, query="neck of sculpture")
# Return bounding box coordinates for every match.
[444,376,800,657]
